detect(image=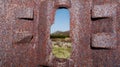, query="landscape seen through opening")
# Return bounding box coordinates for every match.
[50,8,72,59]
